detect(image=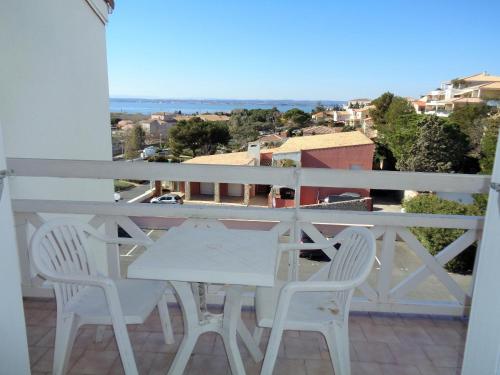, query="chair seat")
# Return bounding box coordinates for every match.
[256,280,345,329]
[64,279,168,324]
